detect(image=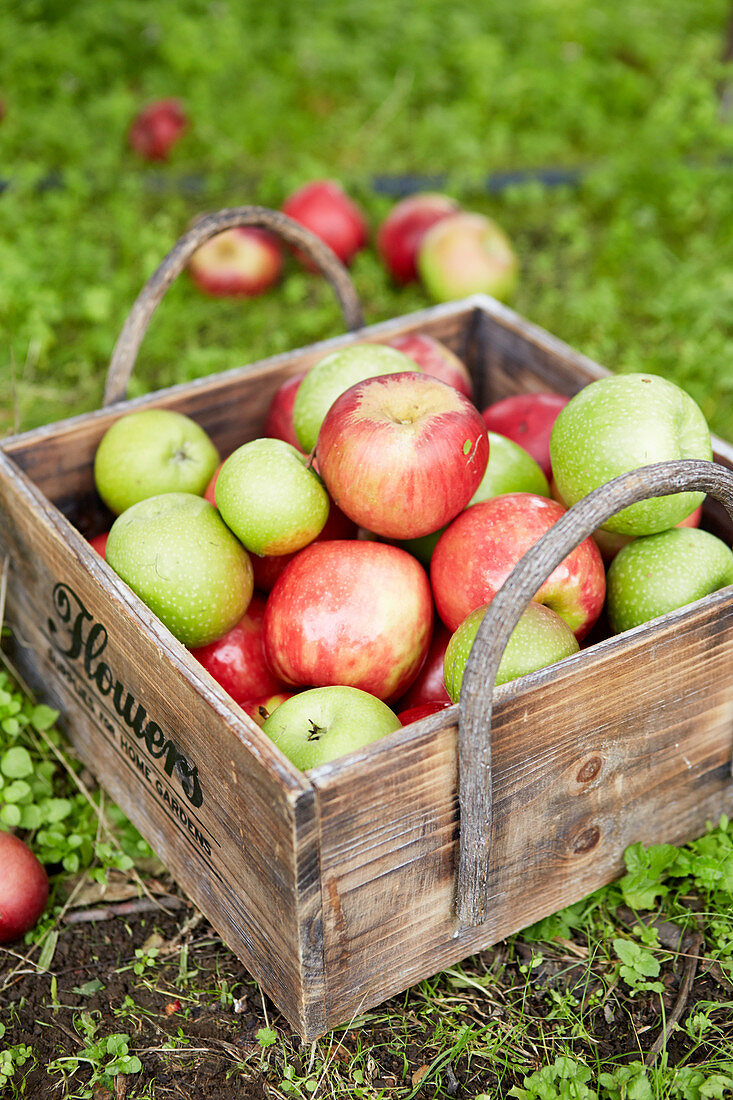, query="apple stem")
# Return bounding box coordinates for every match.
[306,719,325,742]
